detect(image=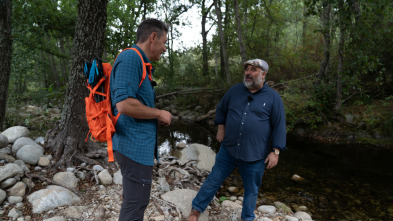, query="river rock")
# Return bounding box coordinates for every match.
[0,153,15,163]
[8,208,22,220]
[0,189,6,204]
[176,142,187,149]
[43,216,67,221]
[113,170,122,185]
[228,186,239,193]
[6,181,27,197]
[13,160,30,173]
[27,185,82,213]
[98,169,112,185]
[284,216,299,221]
[258,205,277,215]
[158,177,170,193]
[274,201,293,215]
[291,174,306,183]
[38,157,50,167]
[12,137,44,154]
[53,172,79,189]
[34,137,45,145]
[179,143,216,172]
[1,177,17,189]
[8,196,23,204]
[0,163,24,182]
[0,146,11,154]
[222,200,243,209]
[293,211,312,220]
[0,134,8,148]
[161,189,209,221]
[16,144,44,165]
[1,126,30,143]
